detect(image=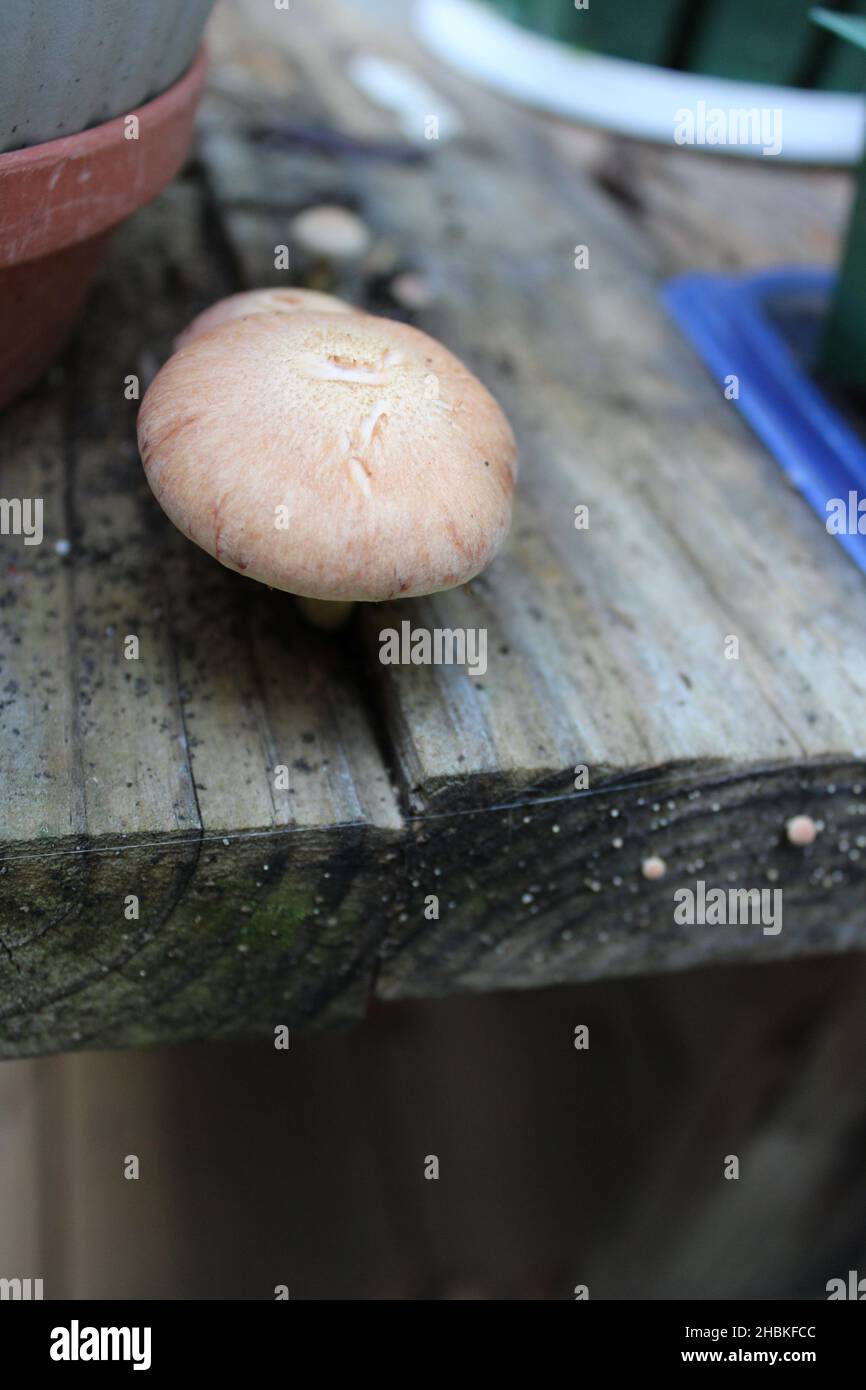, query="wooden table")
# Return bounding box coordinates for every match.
[1,0,864,1057]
